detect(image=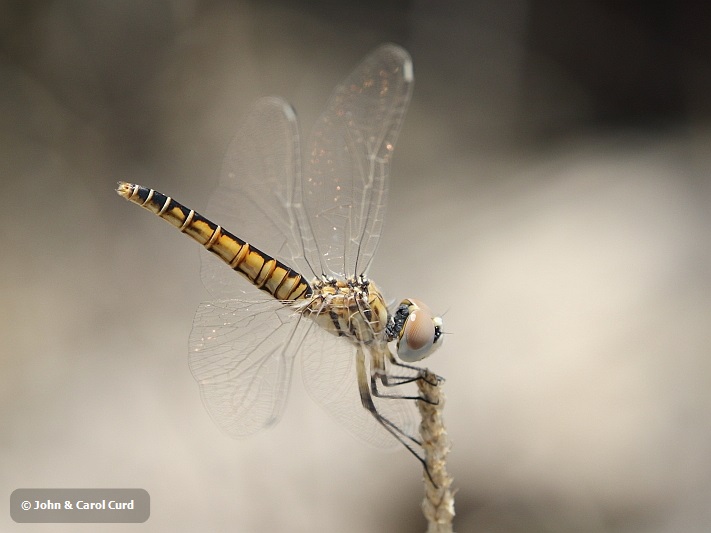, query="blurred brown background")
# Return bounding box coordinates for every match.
[1,1,710,532]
